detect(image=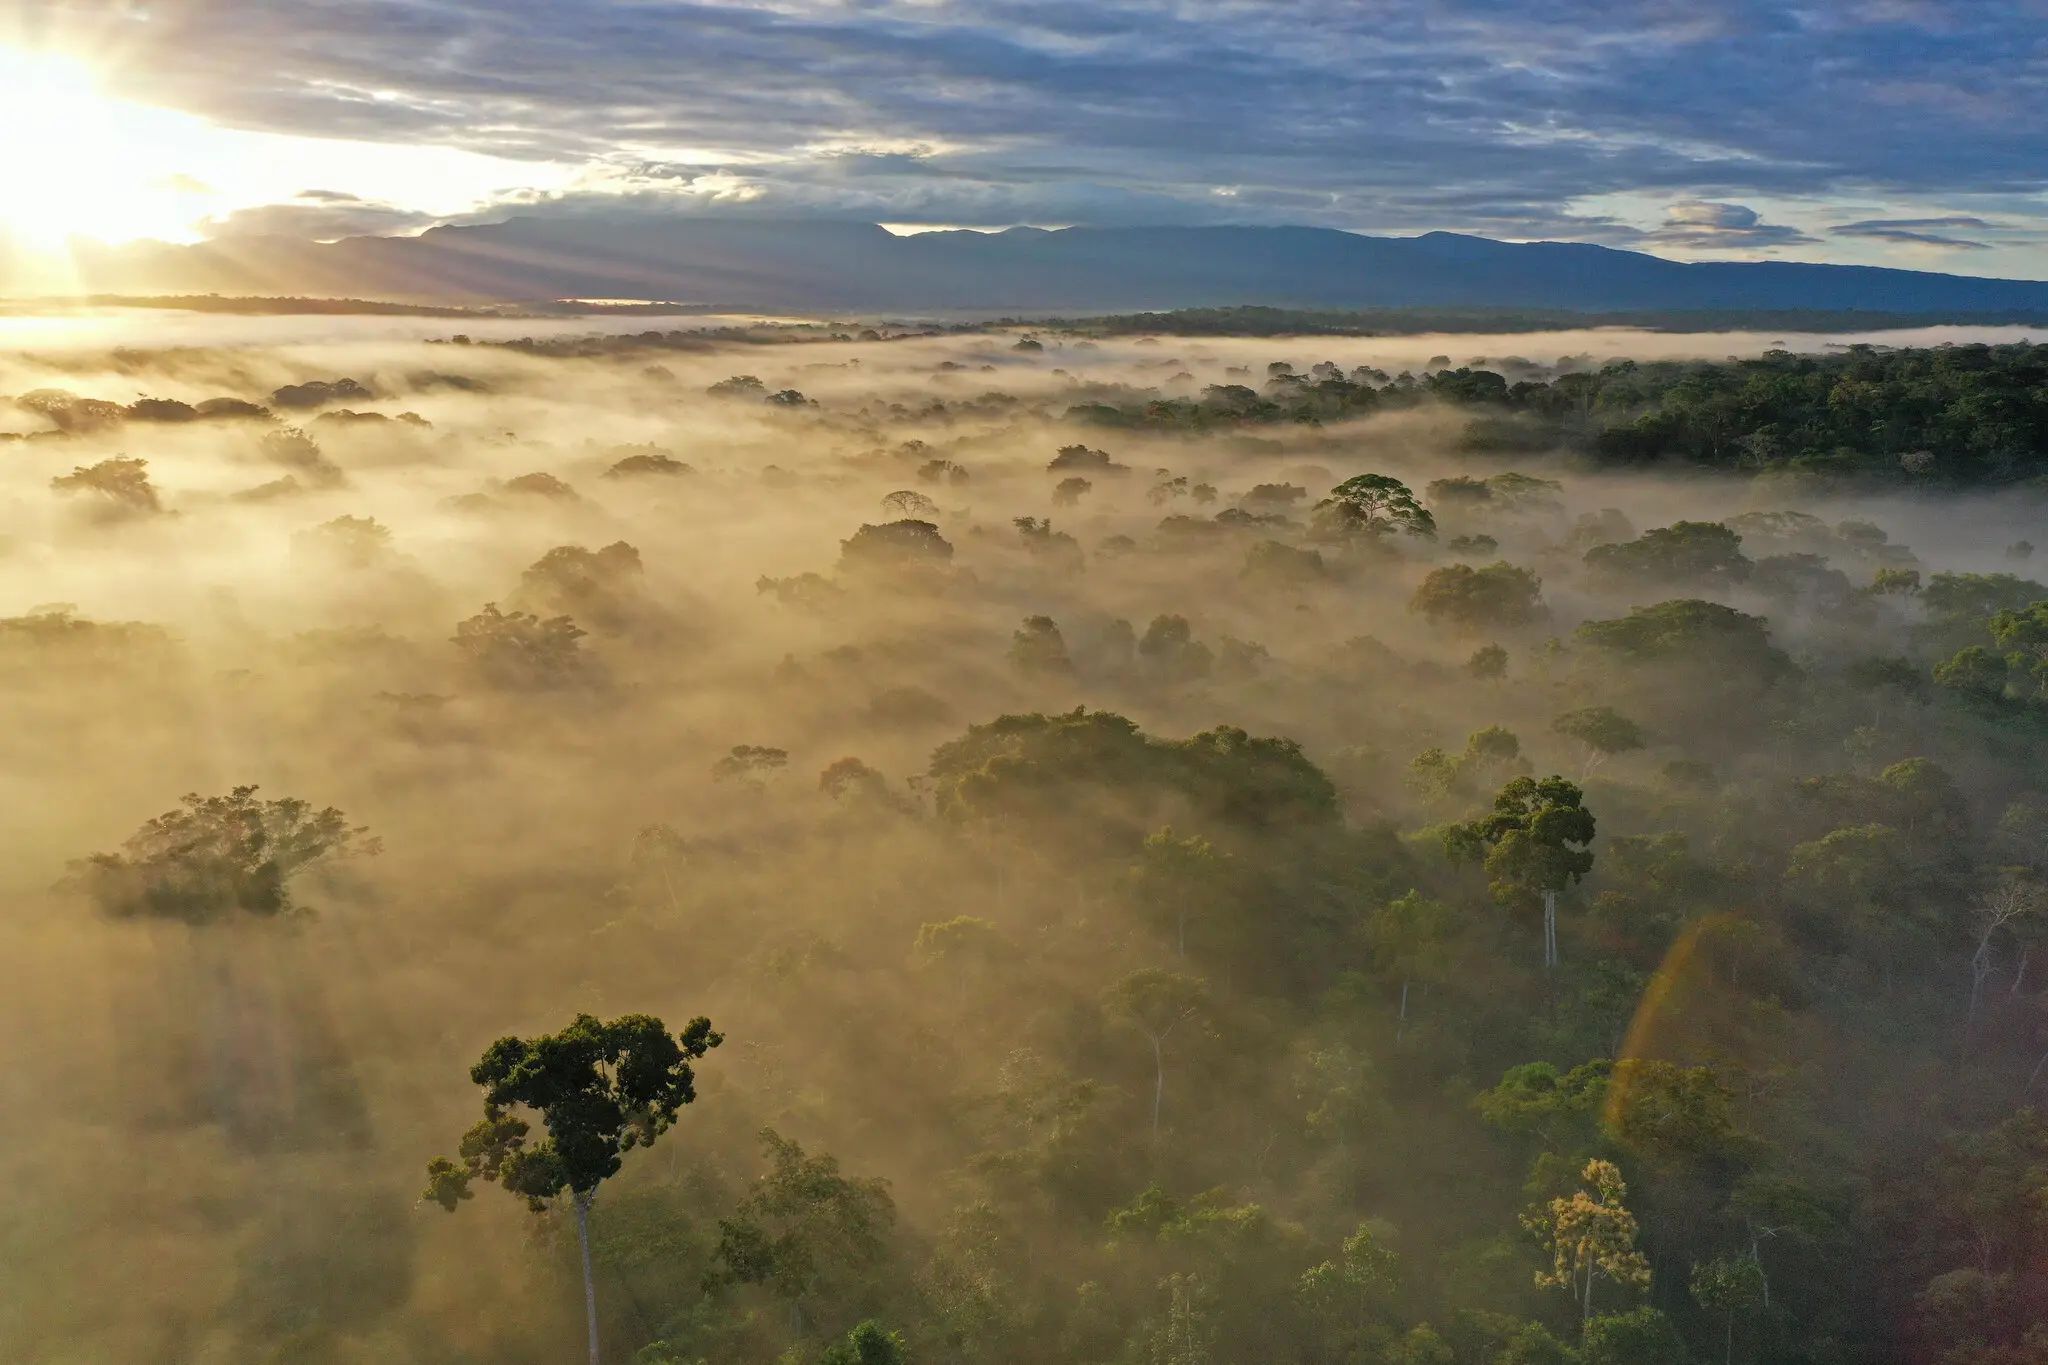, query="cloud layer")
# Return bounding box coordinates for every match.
[43,0,2048,264]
